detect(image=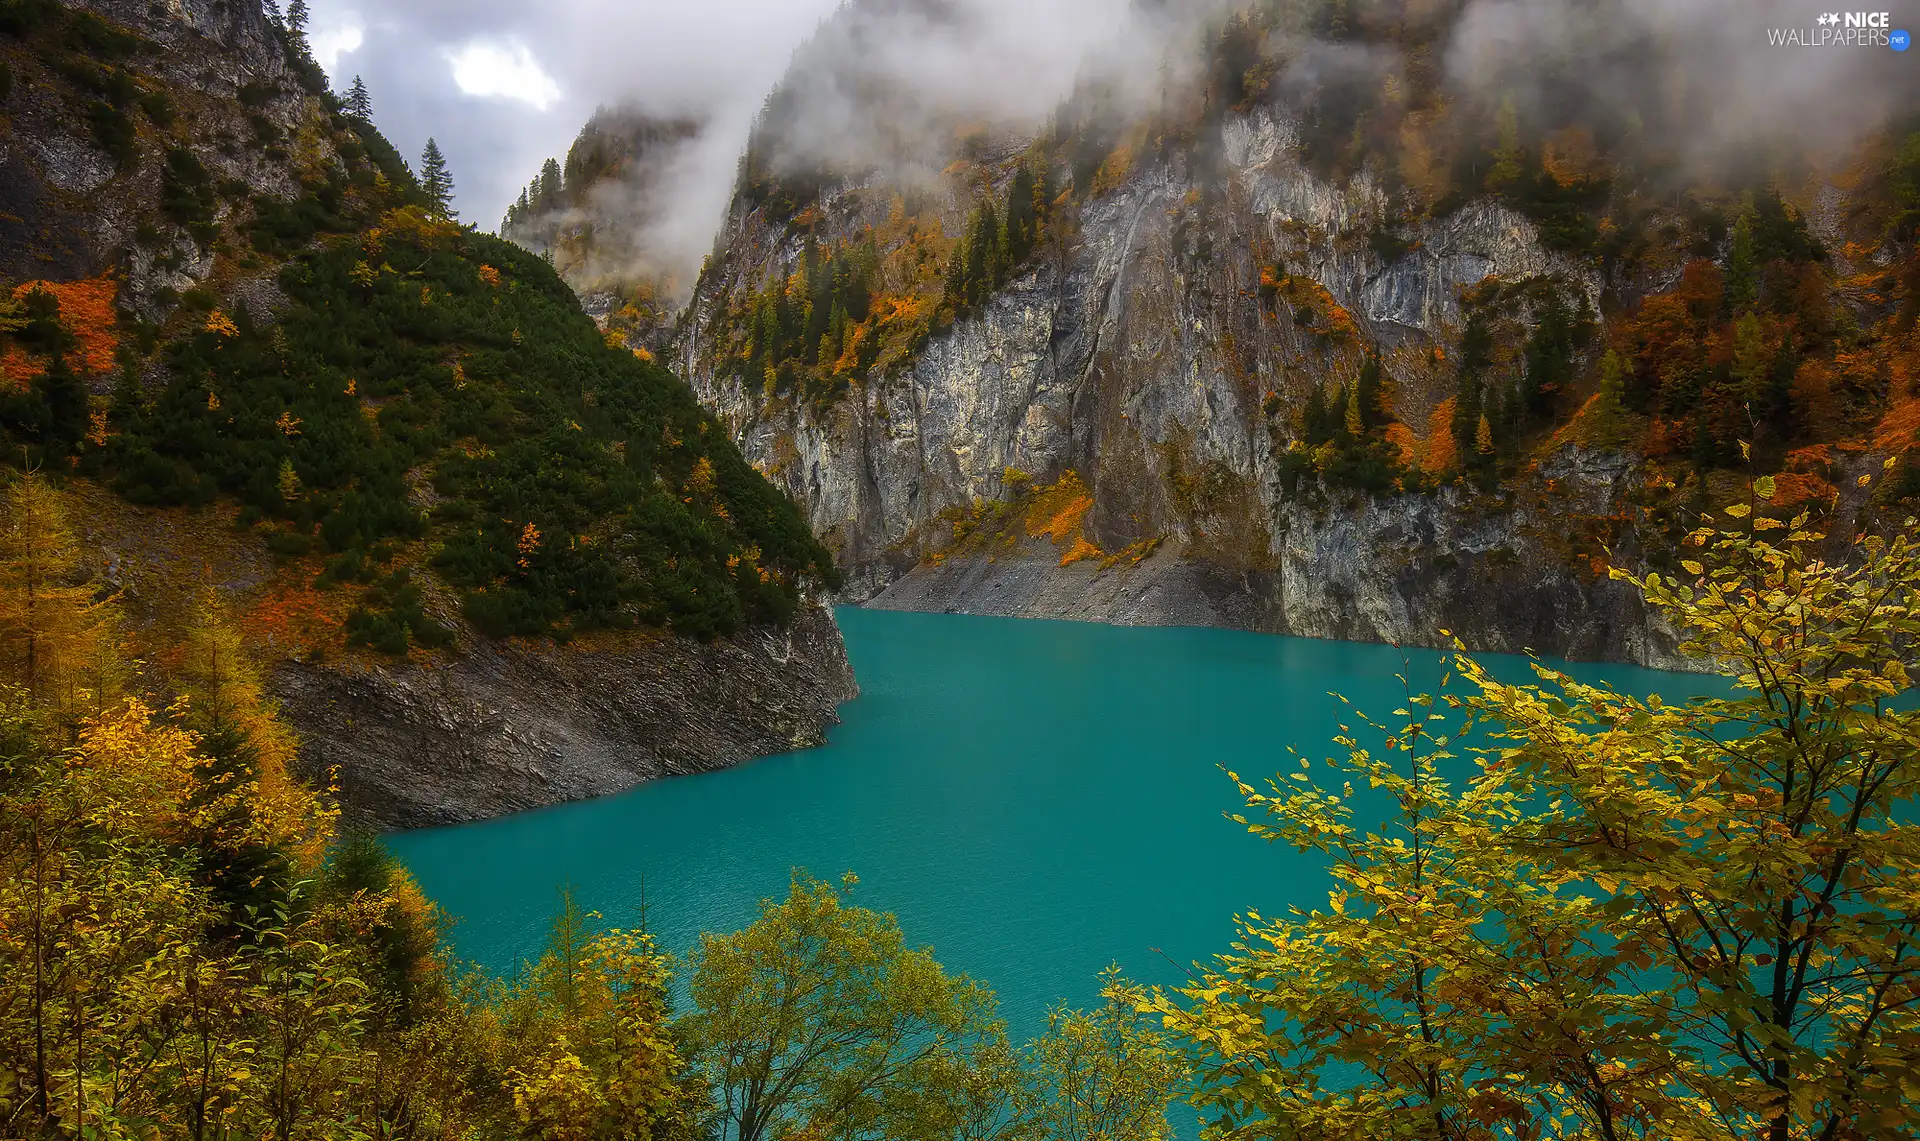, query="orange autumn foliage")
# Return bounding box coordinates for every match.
[1059,536,1103,567]
[1025,471,1095,545]
[1383,422,1419,468]
[0,276,120,387]
[1423,398,1458,473]
[241,576,352,658]
[1768,470,1840,508]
